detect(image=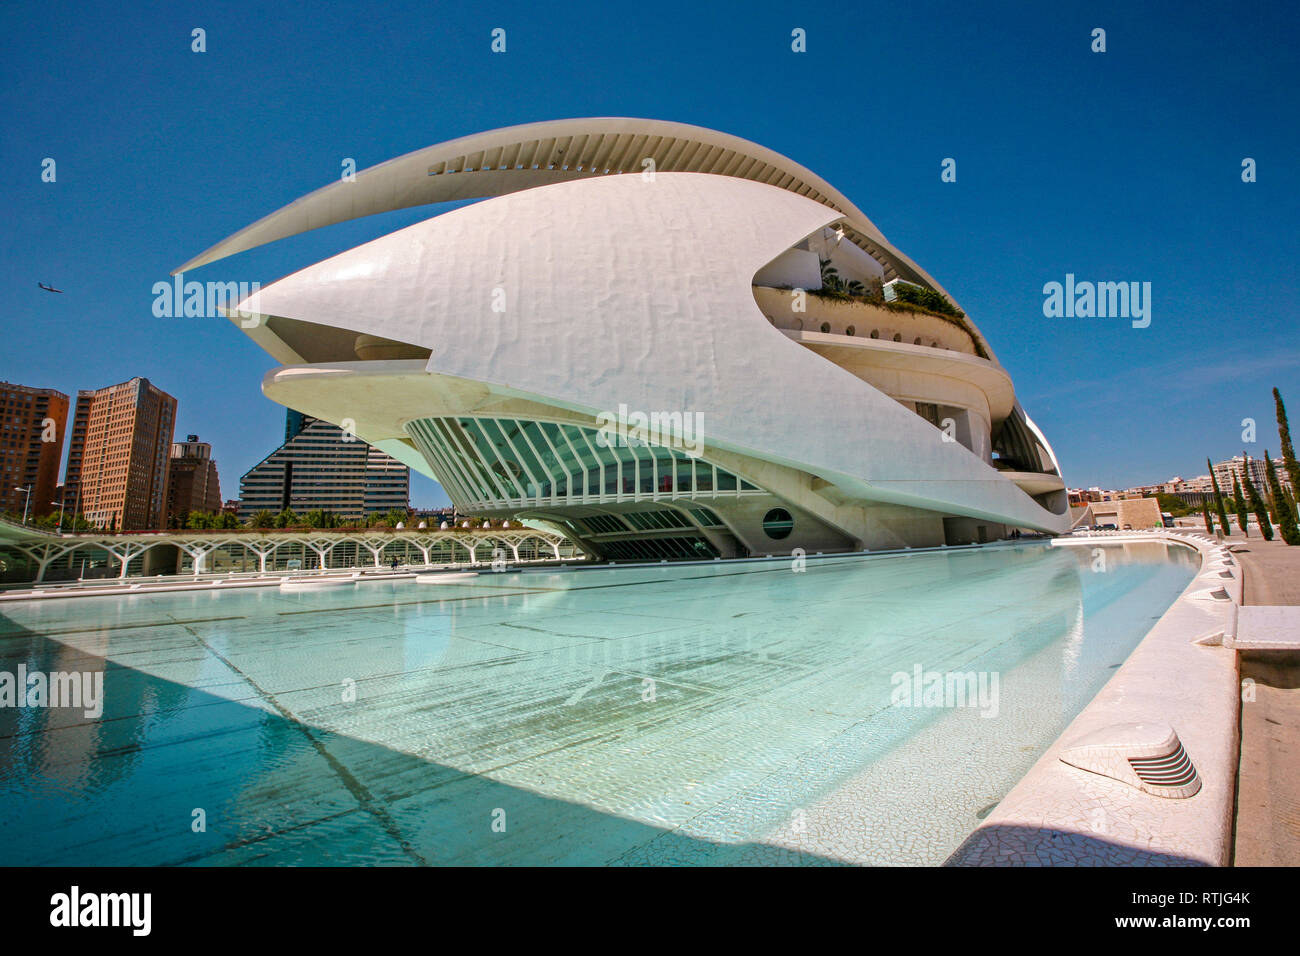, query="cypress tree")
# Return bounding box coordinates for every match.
[1208,458,1231,535]
[1201,500,1213,534]
[1232,475,1249,537]
[1275,388,1300,492]
[1265,450,1300,545]
[1242,457,1273,541]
